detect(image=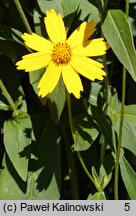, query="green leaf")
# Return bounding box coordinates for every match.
[0,25,24,45]
[37,0,79,16]
[37,0,79,31]
[120,156,136,199]
[47,78,66,124]
[0,99,12,111]
[99,153,115,178]
[122,105,136,125]
[29,69,44,95]
[99,153,114,190]
[73,113,98,151]
[78,0,100,23]
[103,10,136,81]
[37,0,99,23]
[91,106,115,151]
[3,112,32,181]
[91,166,112,192]
[62,0,80,16]
[27,117,61,199]
[108,87,121,121]
[0,117,61,199]
[74,131,91,151]
[111,105,136,156]
[34,10,43,36]
[88,83,102,106]
[87,0,102,10]
[92,167,101,191]
[37,0,63,14]
[15,96,27,112]
[87,192,106,200]
[0,155,28,200]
